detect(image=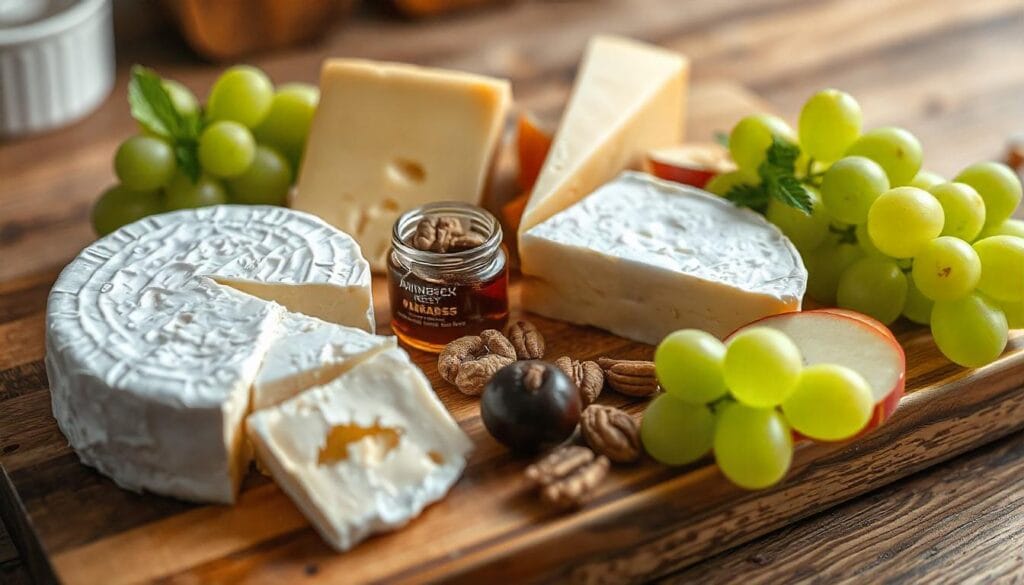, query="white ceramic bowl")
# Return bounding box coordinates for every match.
[0,0,115,138]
